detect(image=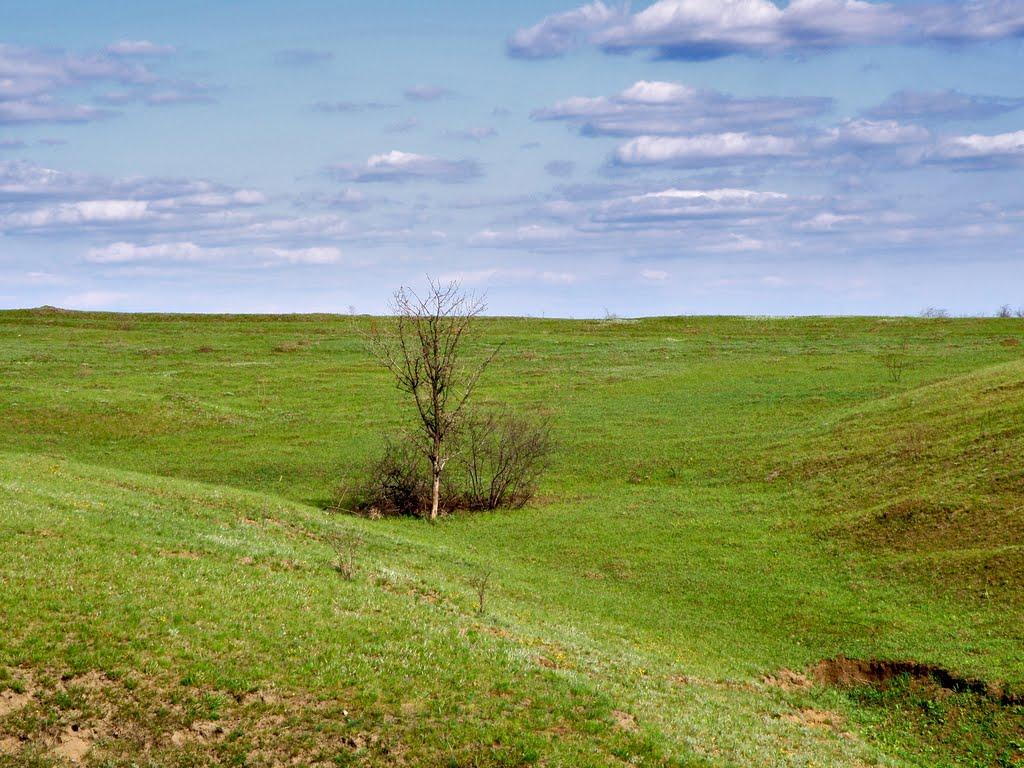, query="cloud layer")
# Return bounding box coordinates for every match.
[0,41,213,124]
[509,0,1024,60]
[533,80,831,136]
